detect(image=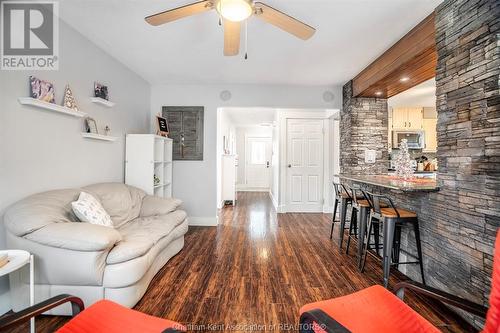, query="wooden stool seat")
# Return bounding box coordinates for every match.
[340,193,352,199]
[357,200,370,207]
[357,201,388,208]
[380,207,417,218]
[340,193,365,200]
